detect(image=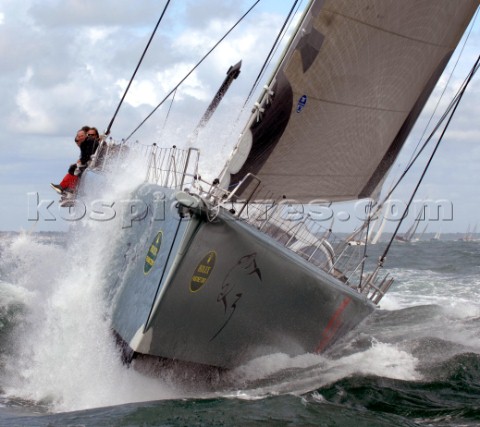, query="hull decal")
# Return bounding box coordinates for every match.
[190,250,217,292]
[144,231,163,275]
[210,253,262,341]
[144,218,183,333]
[315,296,351,353]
